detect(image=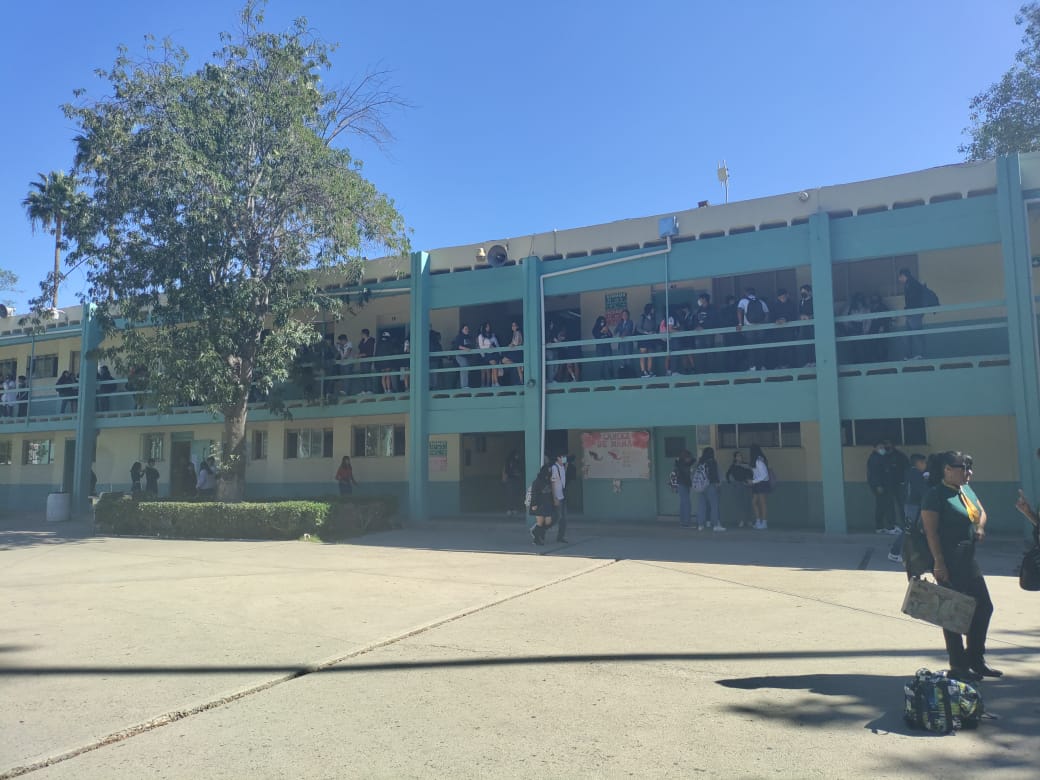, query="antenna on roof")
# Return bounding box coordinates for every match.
[717,160,730,204]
